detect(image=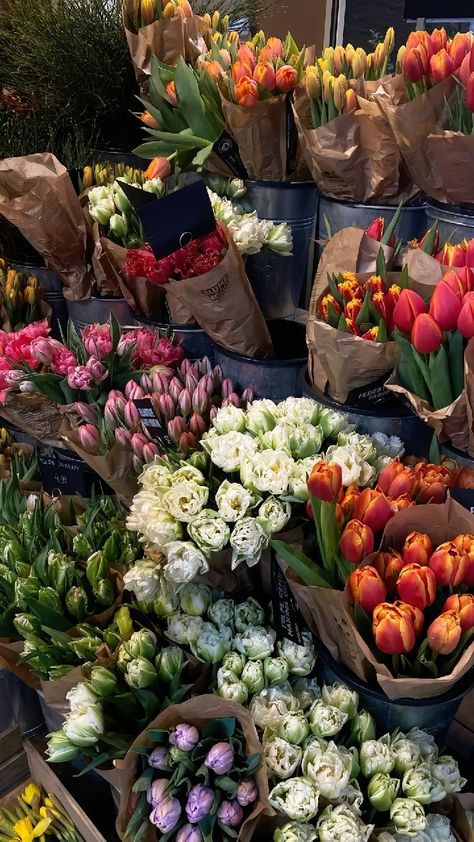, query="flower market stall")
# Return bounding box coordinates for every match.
[1,3,474,840]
